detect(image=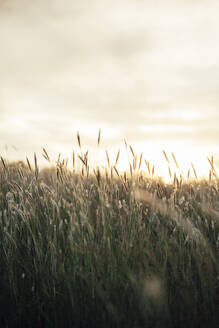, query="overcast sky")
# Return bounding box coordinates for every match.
[0,0,219,177]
